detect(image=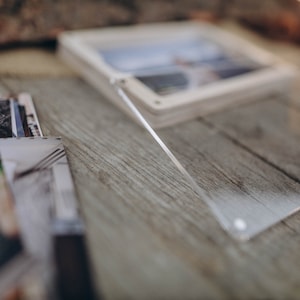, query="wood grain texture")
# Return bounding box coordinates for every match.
[205,96,300,184]
[157,117,300,238]
[2,77,300,299]
[0,82,9,95]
